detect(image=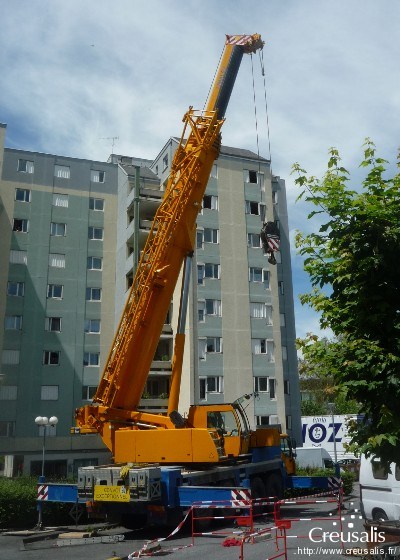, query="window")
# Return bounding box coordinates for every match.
[207,376,223,393]
[88,226,104,240]
[254,377,269,393]
[206,337,222,353]
[15,188,31,202]
[17,159,34,173]
[280,313,286,327]
[41,385,59,400]
[203,194,218,210]
[10,250,27,265]
[252,339,274,361]
[205,299,221,316]
[197,263,220,284]
[196,230,203,249]
[12,218,29,232]
[83,352,100,366]
[2,350,20,365]
[82,385,97,400]
[89,197,105,211]
[5,315,22,330]
[50,222,66,236]
[210,164,218,179]
[43,351,60,365]
[244,169,259,184]
[278,281,284,295]
[371,461,388,480]
[249,267,270,288]
[52,193,69,207]
[54,165,70,178]
[198,301,205,322]
[162,154,169,171]
[7,281,25,297]
[87,256,103,270]
[286,415,292,430]
[205,263,220,279]
[90,170,105,183]
[45,317,61,332]
[49,253,65,268]
[269,378,276,399]
[47,284,63,299]
[84,319,101,333]
[250,303,272,324]
[248,233,261,248]
[256,416,270,426]
[199,376,223,399]
[272,191,278,204]
[86,287,101,301]
[0,421,16,437]
[245,200,260,215]
[0,386,18,400]
[282,346,288,361]
[204,228,219,244]
[284,380,290,395]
